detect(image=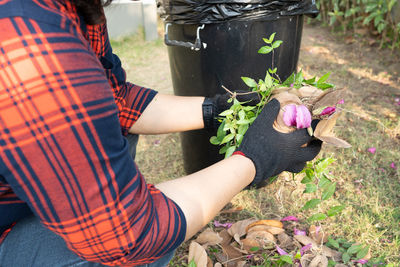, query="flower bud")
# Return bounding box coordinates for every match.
[320,106,336,116]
